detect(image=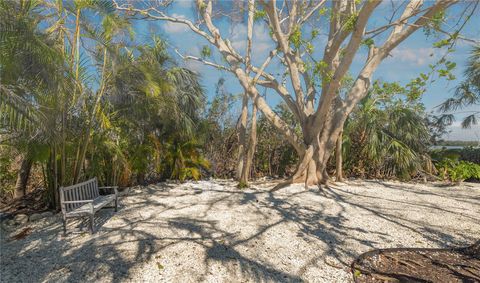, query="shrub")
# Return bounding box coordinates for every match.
[437,158,480,183]
[459,147,480,164]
